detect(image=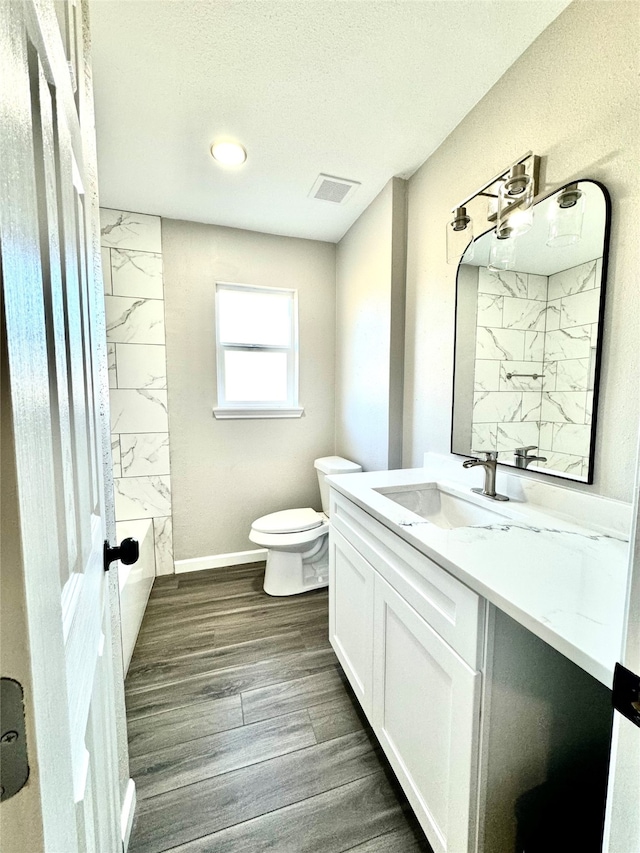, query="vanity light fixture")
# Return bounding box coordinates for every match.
[497,163,534,237]
[487,225,517,272]
[447,151,539,265]
[547,182,585,247]
[446,206,474,265]
[210,141,247,166]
